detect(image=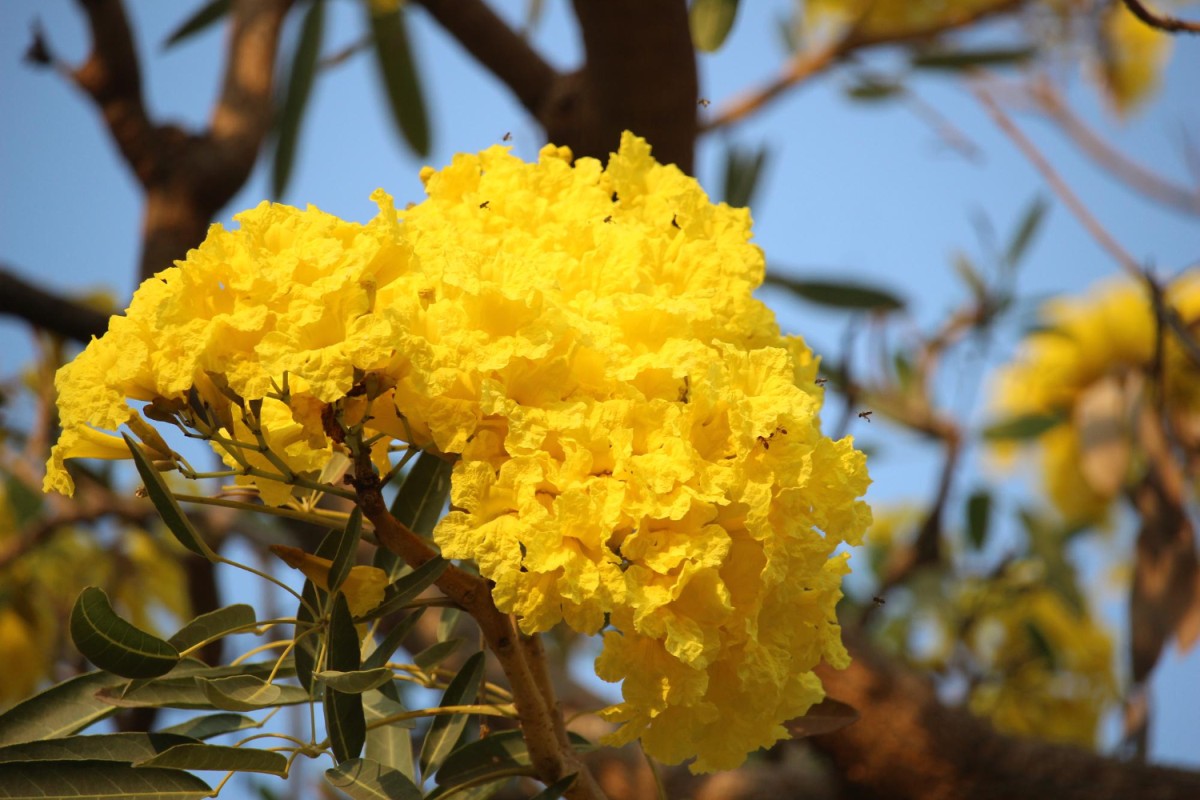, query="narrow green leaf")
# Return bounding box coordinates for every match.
[952,251,987,302]
[294,578,321,694]
[163,0,231,49]
[764,275,905,313]
[197,676,307,712]
[160,713,260,740]
[272,0,325,197]
[168,604,256,653]
[124,434,213,559]
[430,730,538,791]
[390,451,454,536]
[911,46,1036,71]
[413,639,463,673]
[1024,621,1058,669]
[720,143,769,209]
[0,671,122,745]
[690,0,740,52]
[70,586,180,679]
[326,593,366,763]
[316,668,394,694]
[436,608,461,643]
[420,652,484,780]
[104,670,306,711]
[0,760,211,798]
[845,75,904,102]
[0,732,194,764]
[982,412,1065,441]
[368,6,431,156]
[364,691,415,780]
[137,743,288,776]
[361,558,448,623]
[965,490,992,550]
[363,608,426,671]
[325,757,422,800]
[1004,195,1048,270]
[329,507,364,594]
[531,773,578,800]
